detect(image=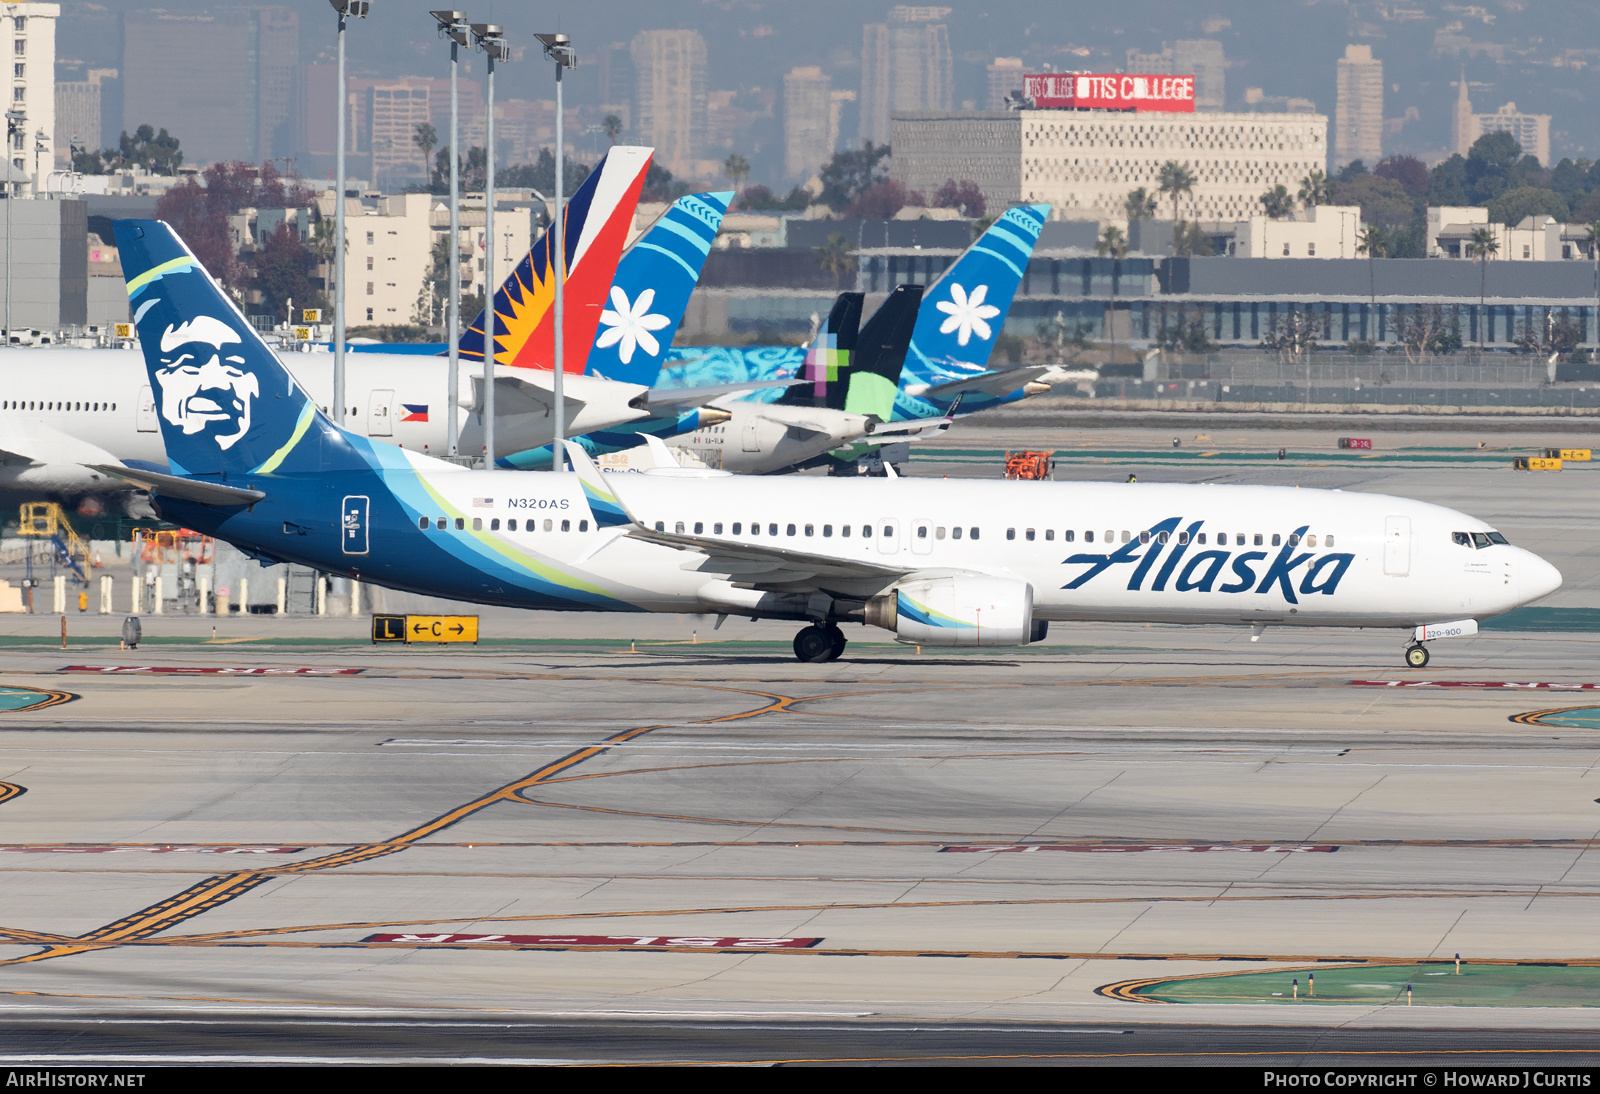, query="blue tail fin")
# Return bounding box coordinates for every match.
[590,191,732,387]
[895,203,1050,417]
[114,219,355,478]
